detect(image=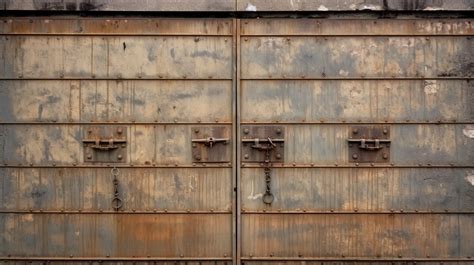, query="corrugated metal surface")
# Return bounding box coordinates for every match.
[0,16,473,265]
